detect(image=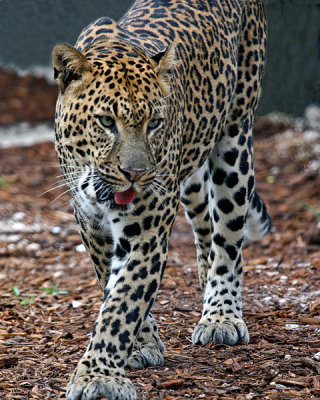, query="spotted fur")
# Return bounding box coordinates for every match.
[52,1,271,399]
